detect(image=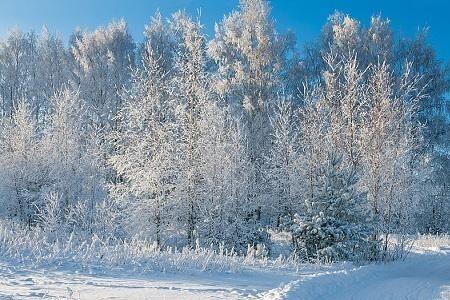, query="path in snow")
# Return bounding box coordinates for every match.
[1,250,450,299]
[258,249,450,300]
